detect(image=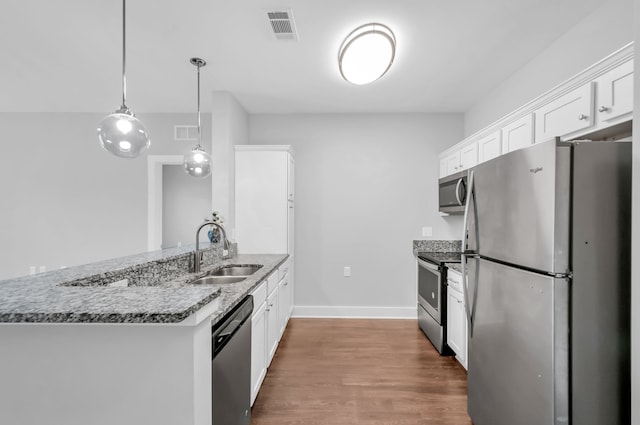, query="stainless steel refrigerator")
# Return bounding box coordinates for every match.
[461,139,631,425]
